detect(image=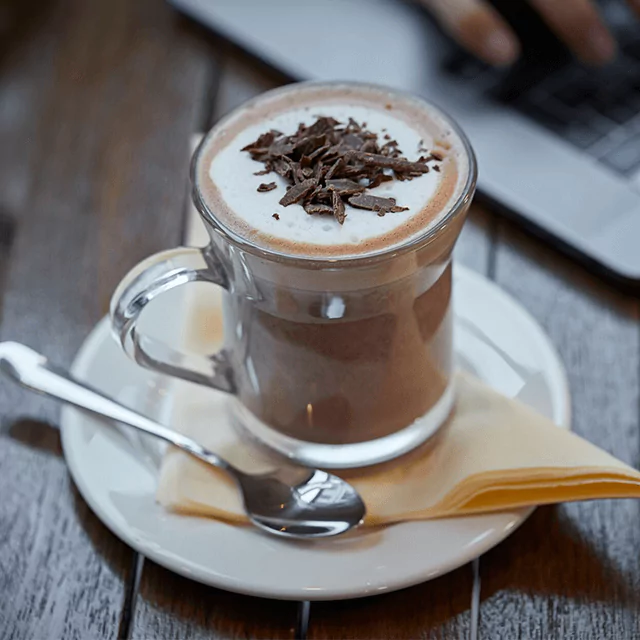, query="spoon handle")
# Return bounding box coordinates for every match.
[0,341,231,471]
